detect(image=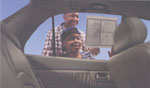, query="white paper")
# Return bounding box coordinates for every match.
[86,16,117,48]
[86,19,100,46]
